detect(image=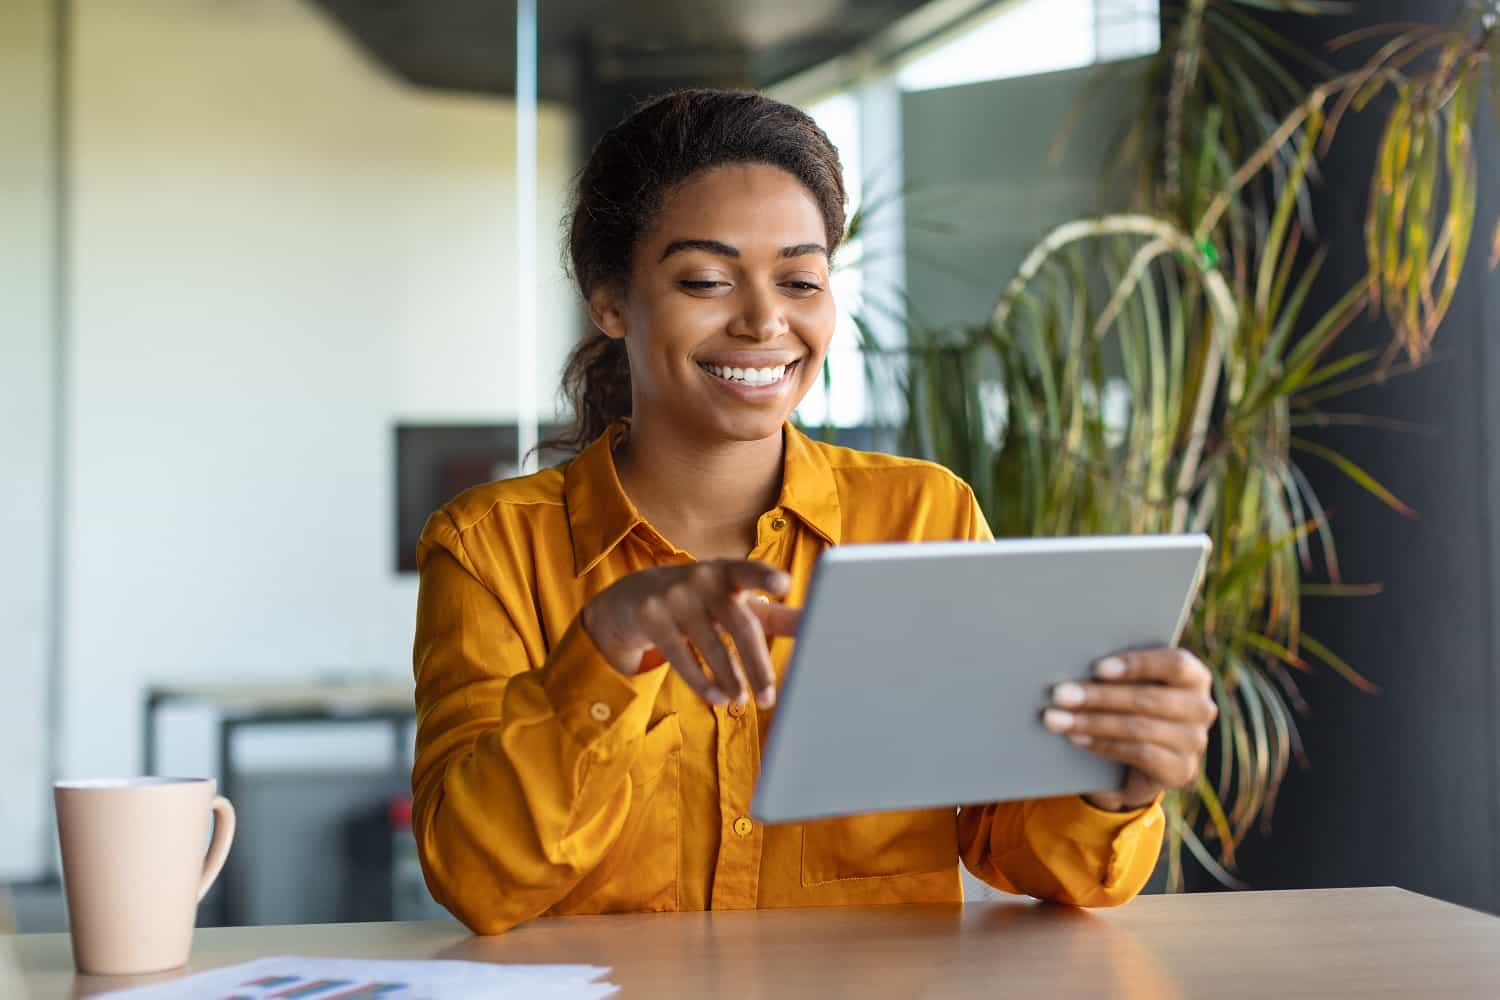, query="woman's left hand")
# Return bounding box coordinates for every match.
[1043,648,1218,812]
